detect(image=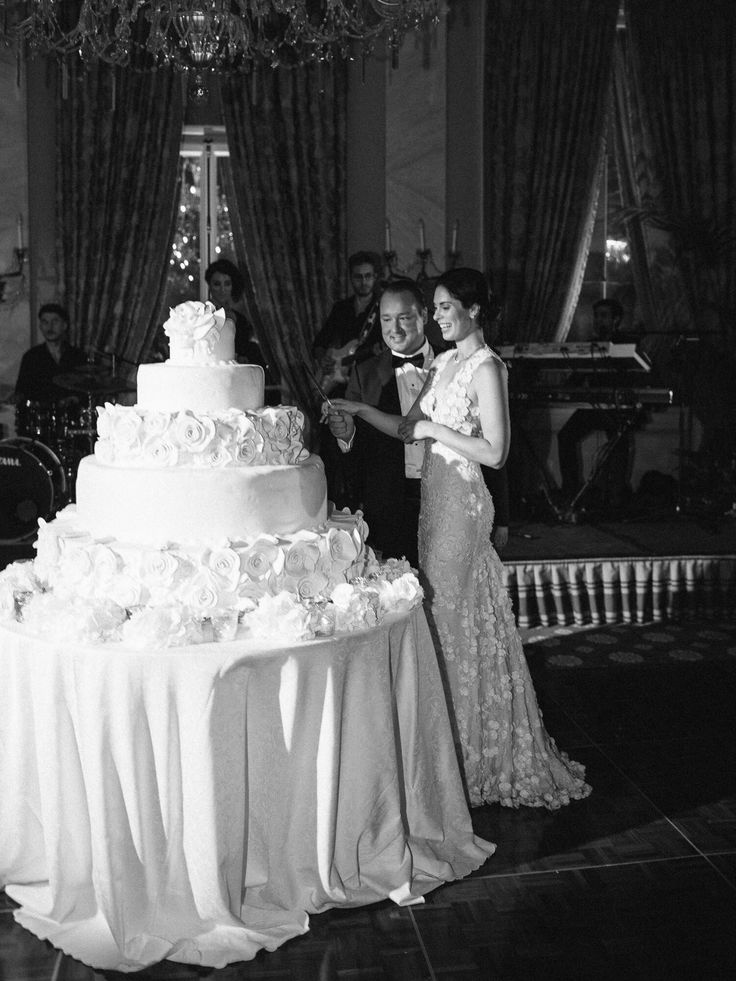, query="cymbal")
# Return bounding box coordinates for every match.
[54,365,136,395]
